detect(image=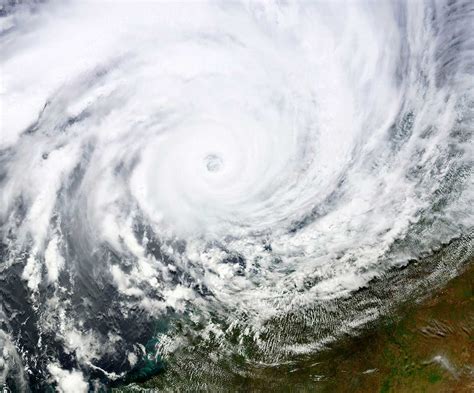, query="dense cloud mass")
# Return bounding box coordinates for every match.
[0,0,473,390]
